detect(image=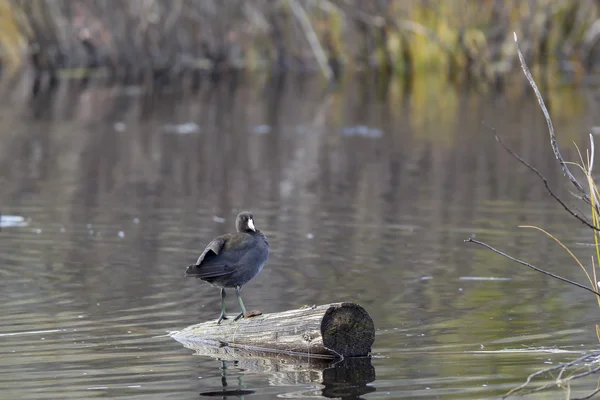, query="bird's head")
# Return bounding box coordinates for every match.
[236,211,256,232]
